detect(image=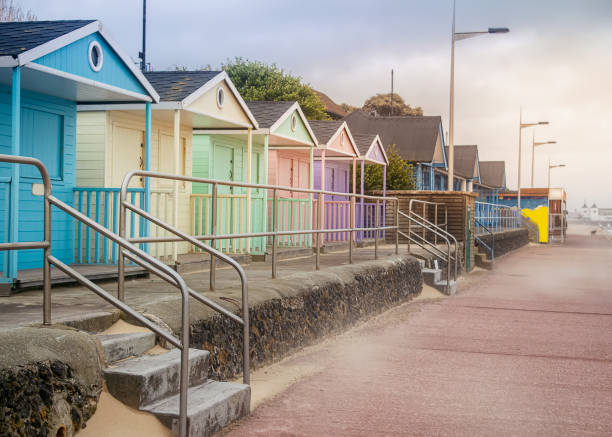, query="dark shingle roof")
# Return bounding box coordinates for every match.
[479,161,506,188]
[0,20,96,57]
[308,120,344,145]
[246,101,295,128]
[352,133,377,156]
[144,71,221,102]
[444,145,478,179]
[343,110,441,162]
